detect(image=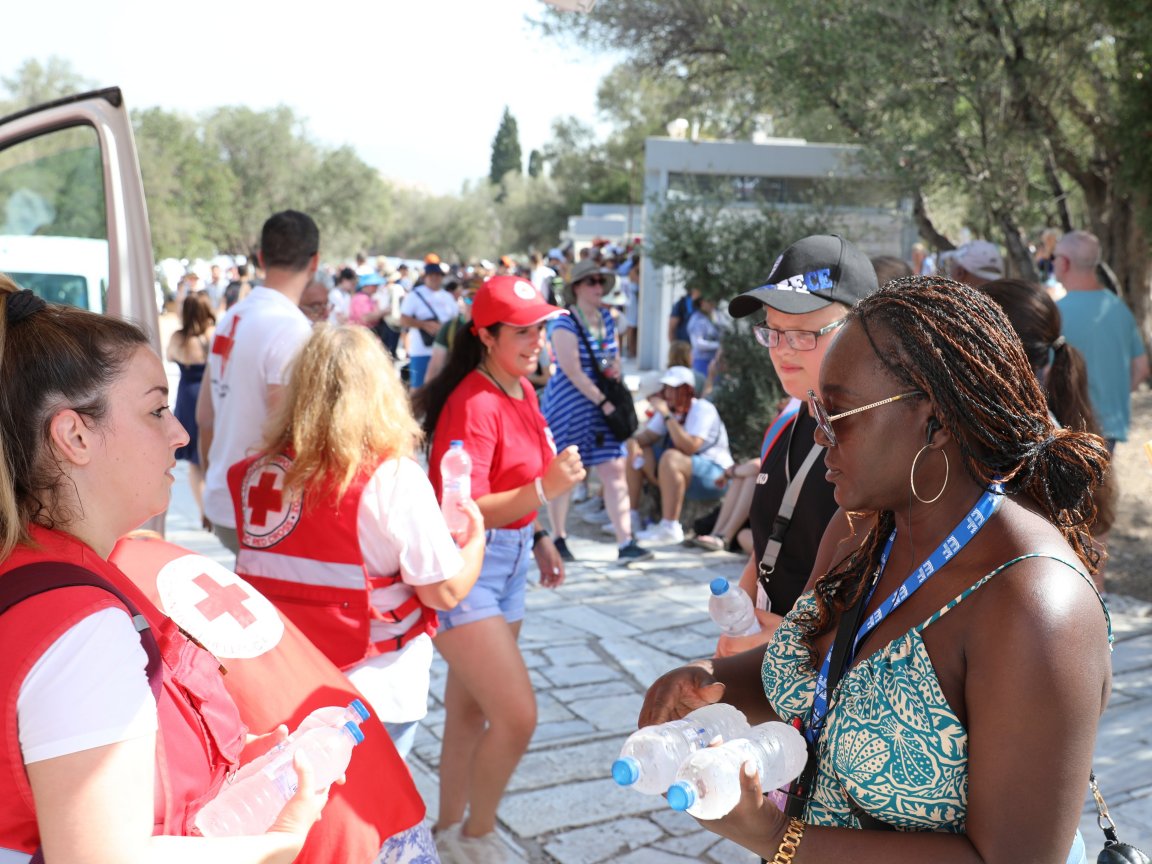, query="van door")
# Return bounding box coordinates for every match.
[0,86,159,350]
